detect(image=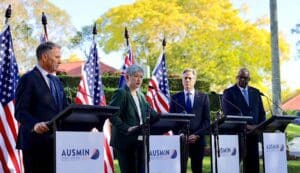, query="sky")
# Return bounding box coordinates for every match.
[49,0,300,90]
[232,0,300,90]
